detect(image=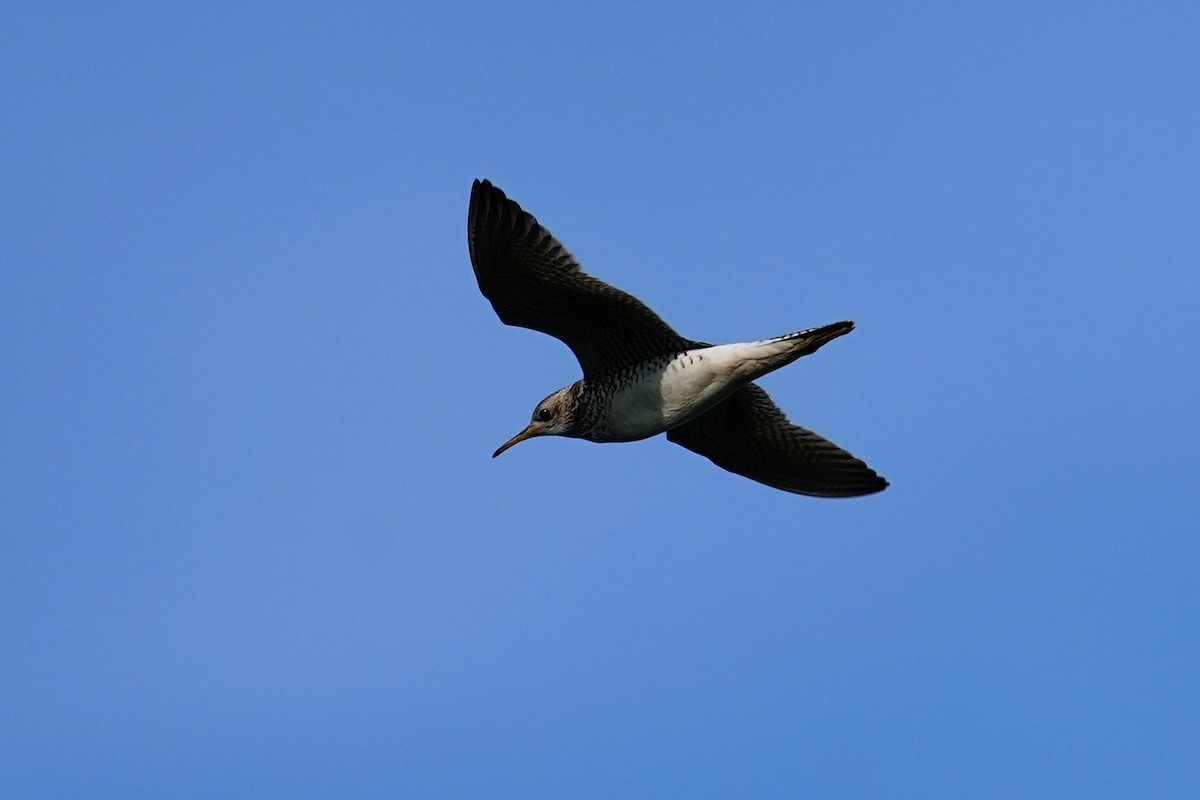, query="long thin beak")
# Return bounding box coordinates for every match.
[492,424,539,458]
